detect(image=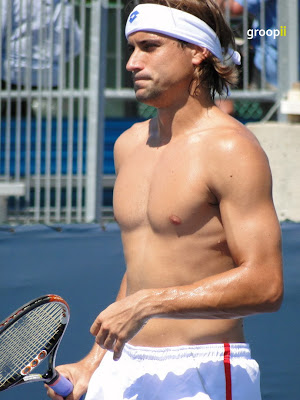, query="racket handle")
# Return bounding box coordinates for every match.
[48,372,74,397]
